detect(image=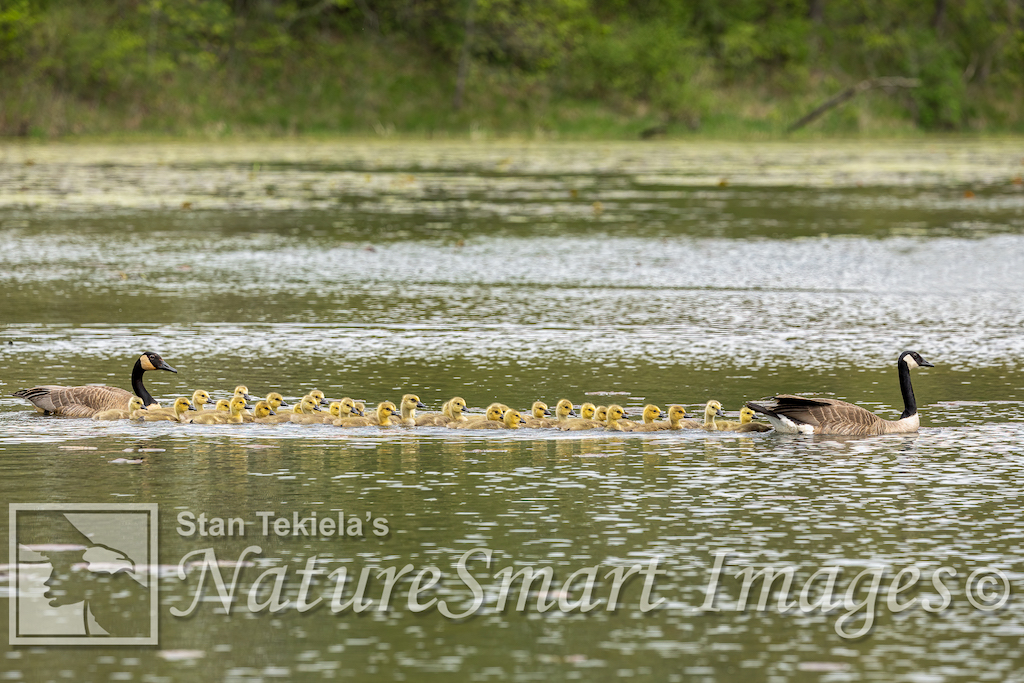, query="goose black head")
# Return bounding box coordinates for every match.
[140,351,177,373]
[899,350,934,370]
